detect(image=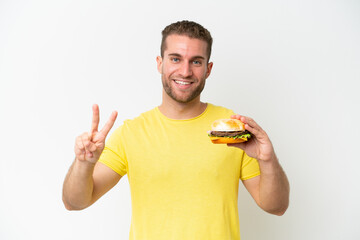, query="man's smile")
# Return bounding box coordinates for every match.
[172,79,194,89]
[174,80,192,85]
